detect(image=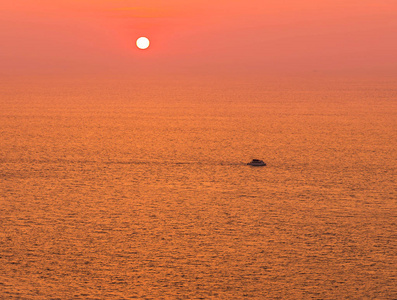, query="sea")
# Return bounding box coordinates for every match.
[1,76,396,299]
